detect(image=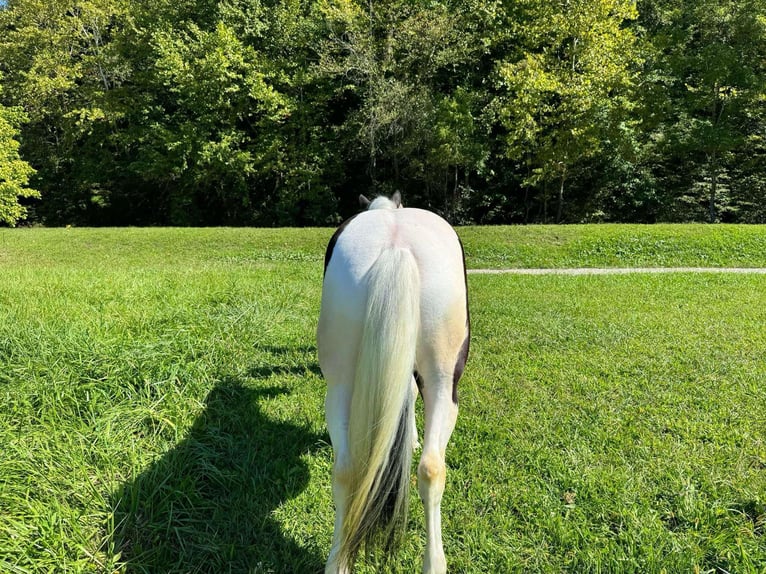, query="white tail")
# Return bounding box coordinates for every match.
[340,246,420,566]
